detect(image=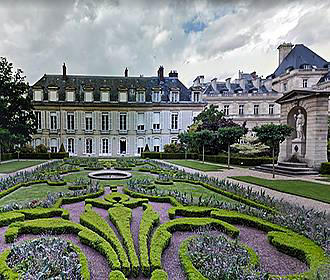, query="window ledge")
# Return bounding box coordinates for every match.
[85,130,94,135]
[137,130,146,134]
[119,130,128,135]
[170,129,179,134]
[49,129,59,134]
[152,129,161,134]
[100,130,110,134]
